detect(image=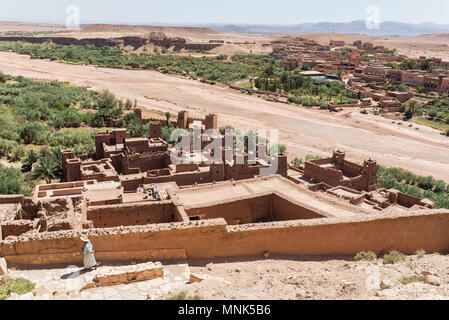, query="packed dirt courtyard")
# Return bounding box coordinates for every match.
[6,253,449,300]
[0,51,448,182]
